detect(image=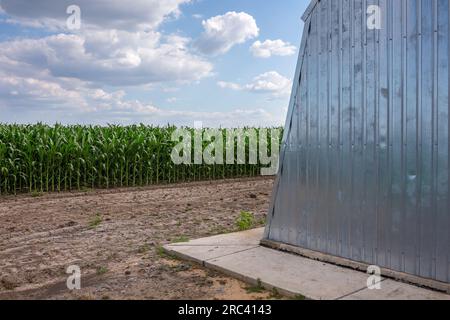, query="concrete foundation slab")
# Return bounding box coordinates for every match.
[163,229,450,300]
[341,280,450,300]
[206,246,372,300]
[164,245,258,263]
[169,228,263,247]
